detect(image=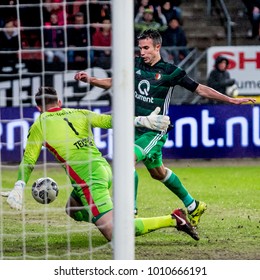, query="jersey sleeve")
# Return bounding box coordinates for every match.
[86,110,113,129]
[179,75,199,92]
[17,120,43,184]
